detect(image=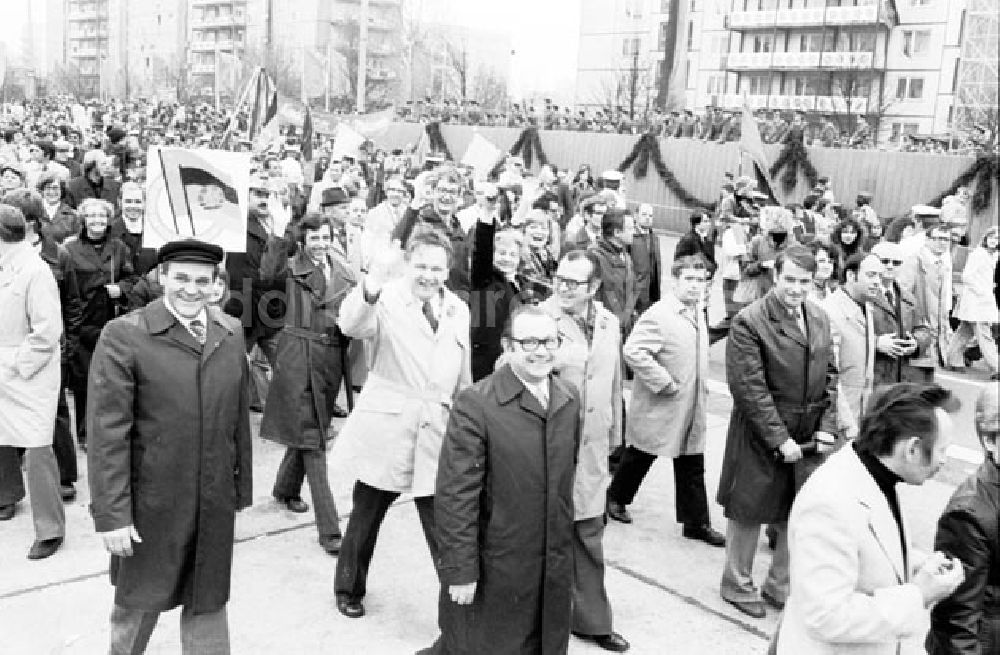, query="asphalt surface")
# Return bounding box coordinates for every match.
[1,234,994,654]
